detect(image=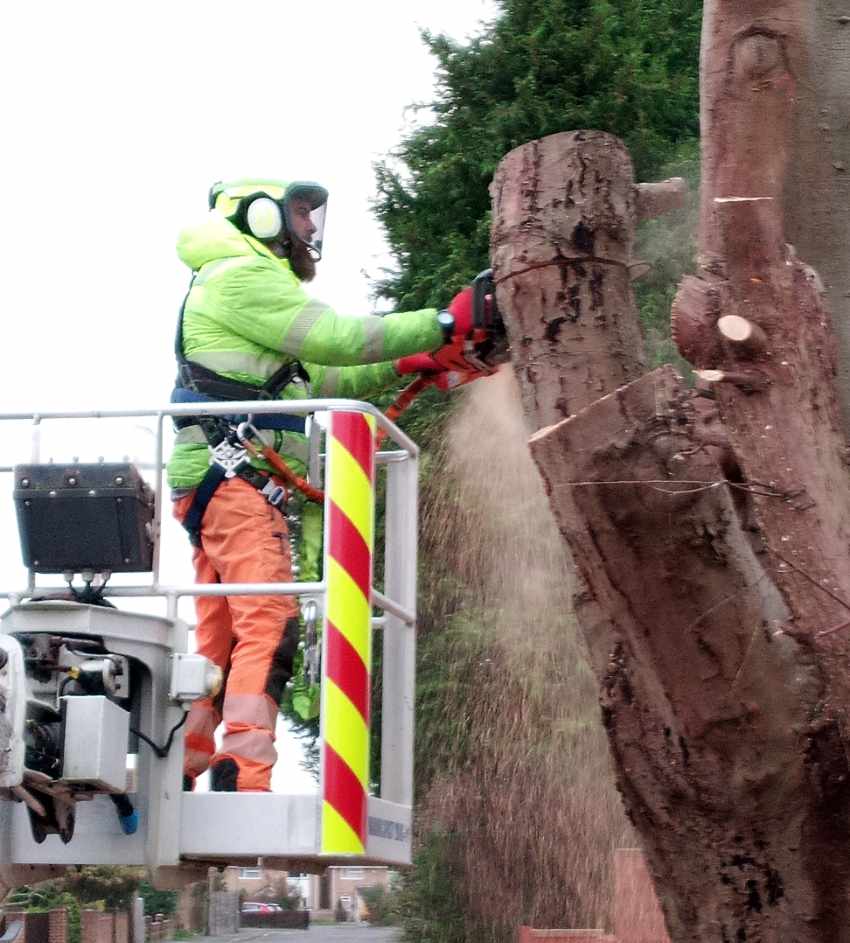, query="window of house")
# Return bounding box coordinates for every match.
[340,868,364,880]
[240,868,262,880]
